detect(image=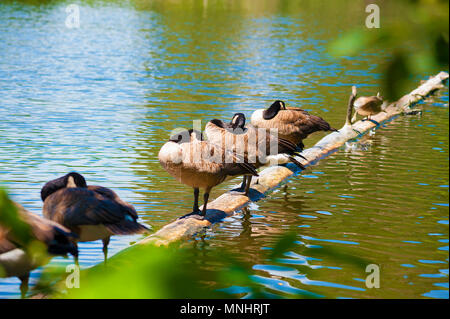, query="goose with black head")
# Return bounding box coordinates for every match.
[41,172,148,264]
[205,113,306,196]
[158,129,258,218]
[251,100,337,148]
